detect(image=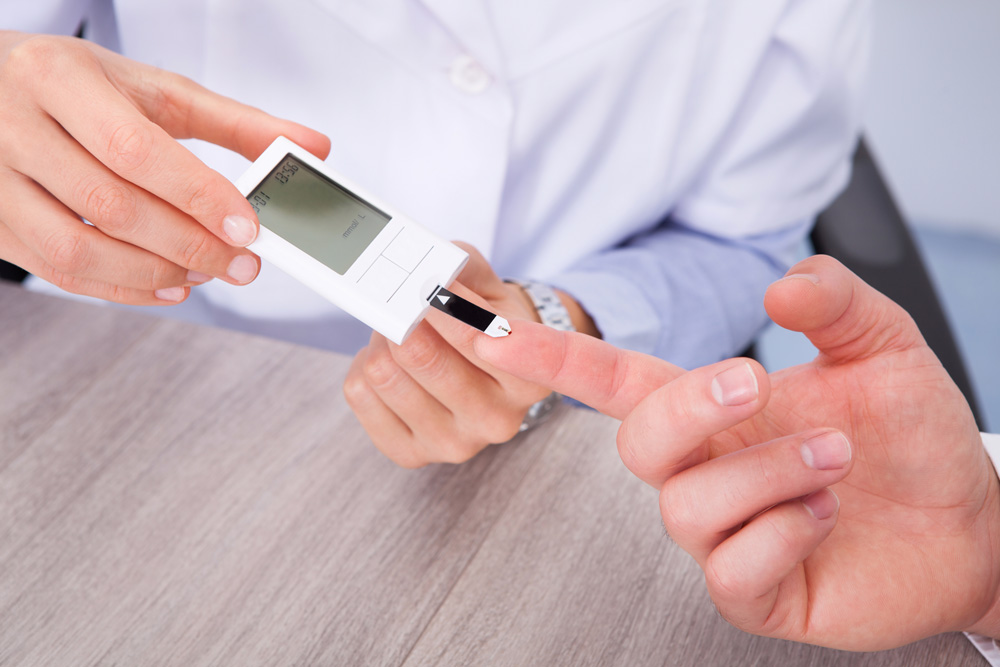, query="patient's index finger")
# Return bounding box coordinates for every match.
[473,320,683,420]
